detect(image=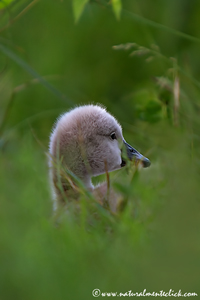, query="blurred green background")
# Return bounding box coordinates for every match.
[0,0,200,299]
